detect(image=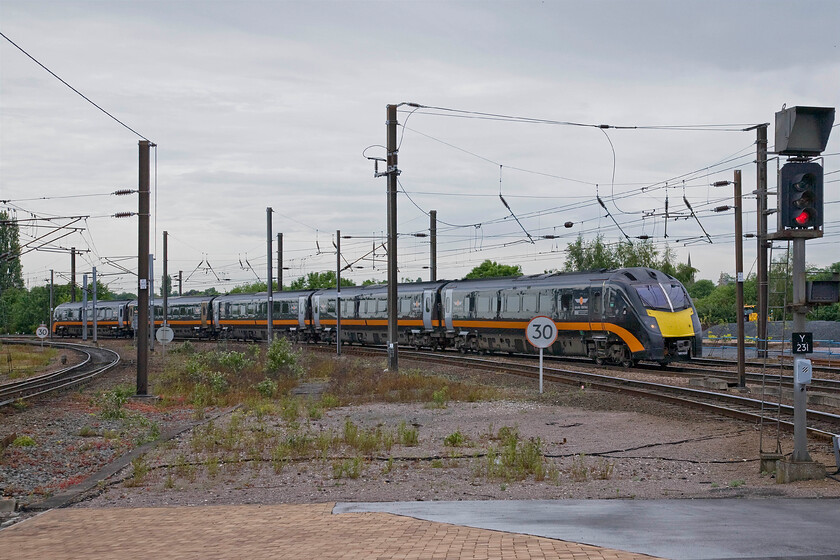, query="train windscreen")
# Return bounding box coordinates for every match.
[634,283,690,312]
